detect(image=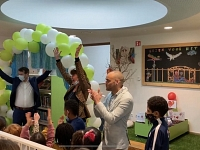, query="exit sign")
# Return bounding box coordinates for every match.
[135,41,141,46]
